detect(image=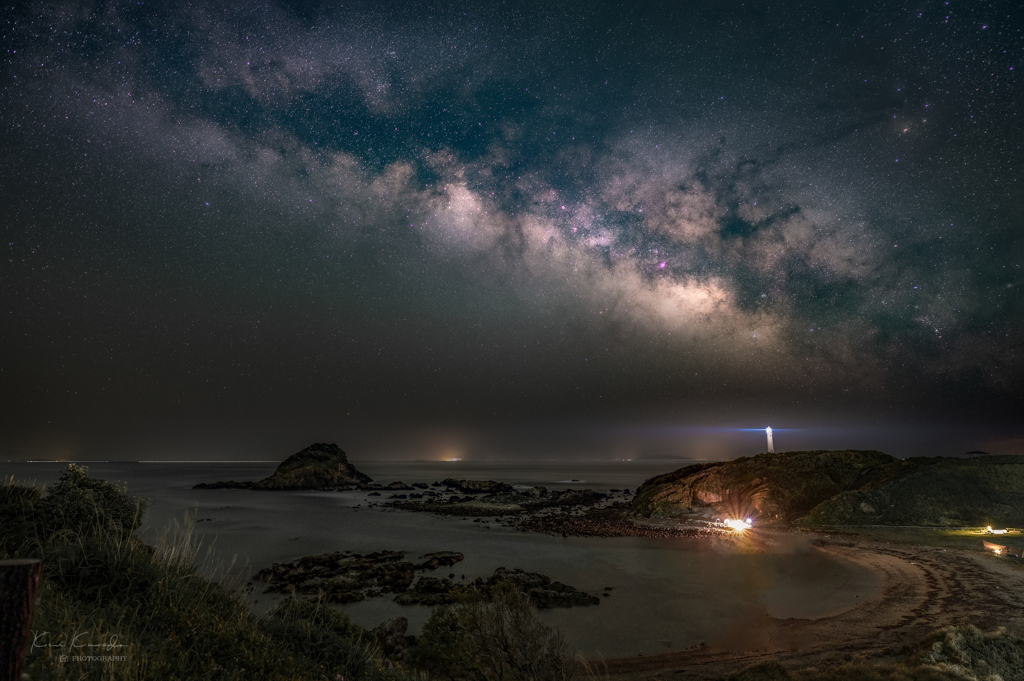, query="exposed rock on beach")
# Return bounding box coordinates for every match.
[193,443,372,490]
